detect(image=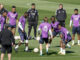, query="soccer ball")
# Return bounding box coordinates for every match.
[33,48,39,53]
[36,36,40,41]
